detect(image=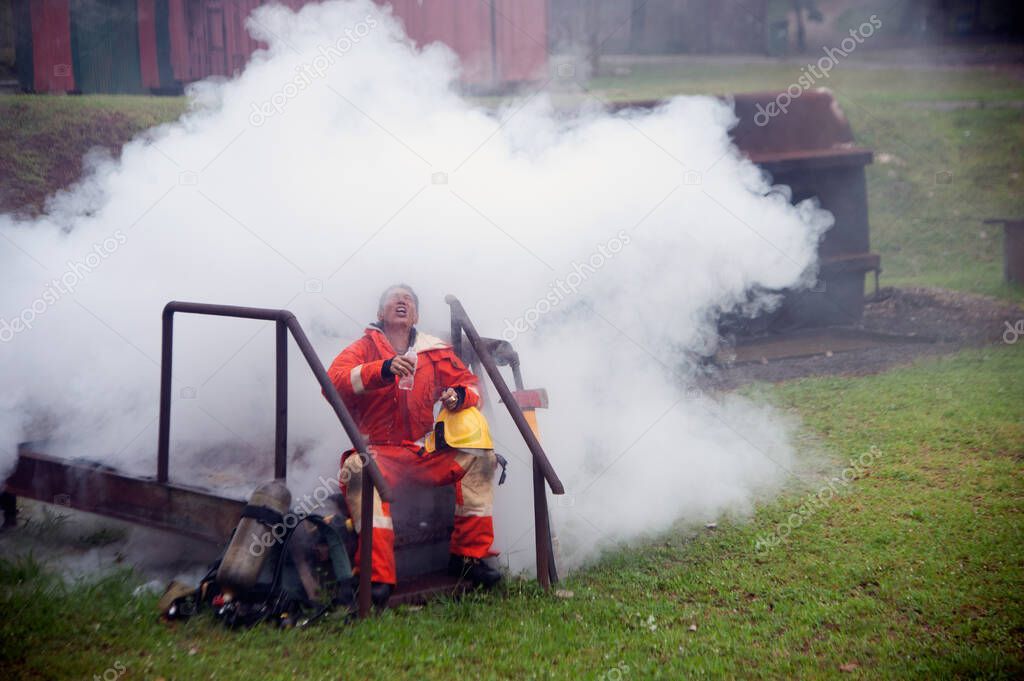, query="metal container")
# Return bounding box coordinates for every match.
[613,90,878,331]
[18,0,549,94]
[174,0,549,91]
[986,219,1024,284]
[732,90,878,328]
[216,479,292,595]
[69,0,144,93]
[15,0,77,93]
[1006,221,1024,284]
